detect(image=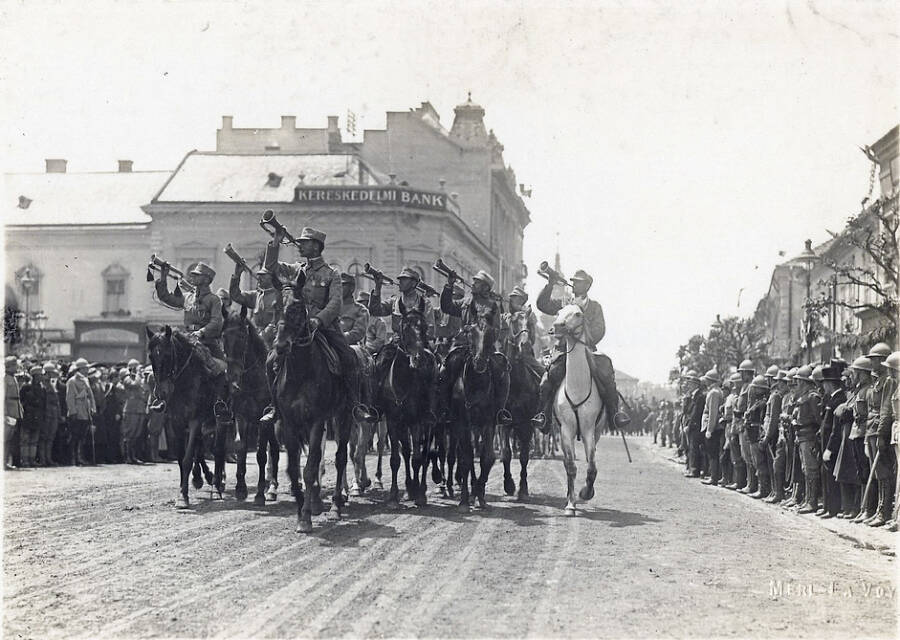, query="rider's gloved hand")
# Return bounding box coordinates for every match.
[308,317,322,332]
